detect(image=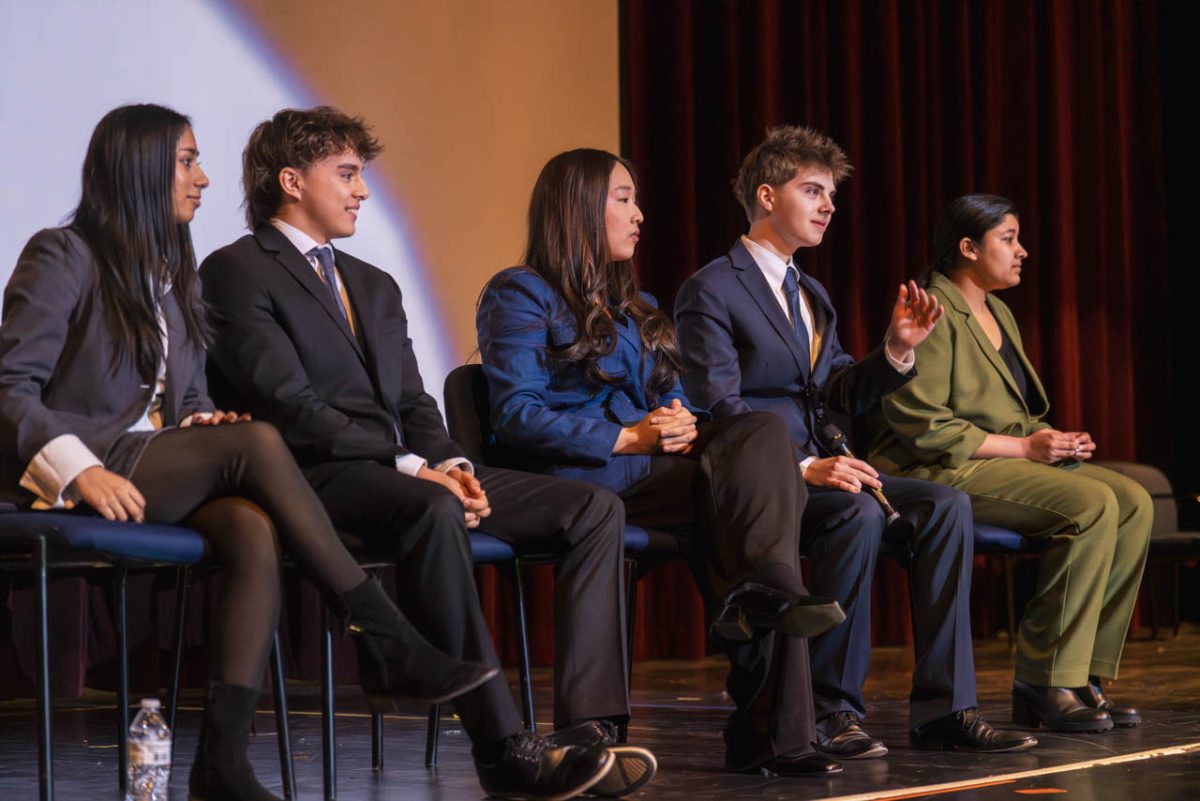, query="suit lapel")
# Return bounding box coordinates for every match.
[934,274,1031,414]
[255,226,365,364]
[161,290,188,418]
[729,242,809,378]
[336,252,401,420]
